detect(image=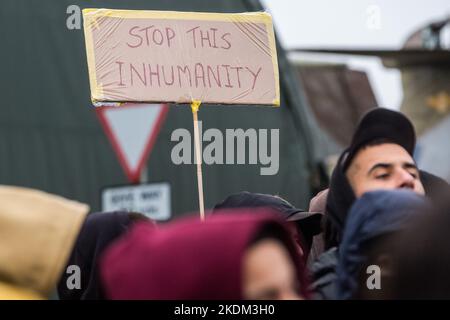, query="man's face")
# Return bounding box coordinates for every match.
[346,143,425,198]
